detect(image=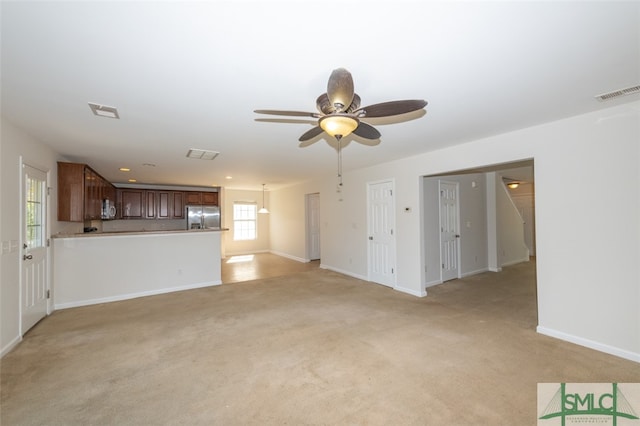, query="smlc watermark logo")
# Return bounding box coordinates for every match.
[538,383,640,425]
